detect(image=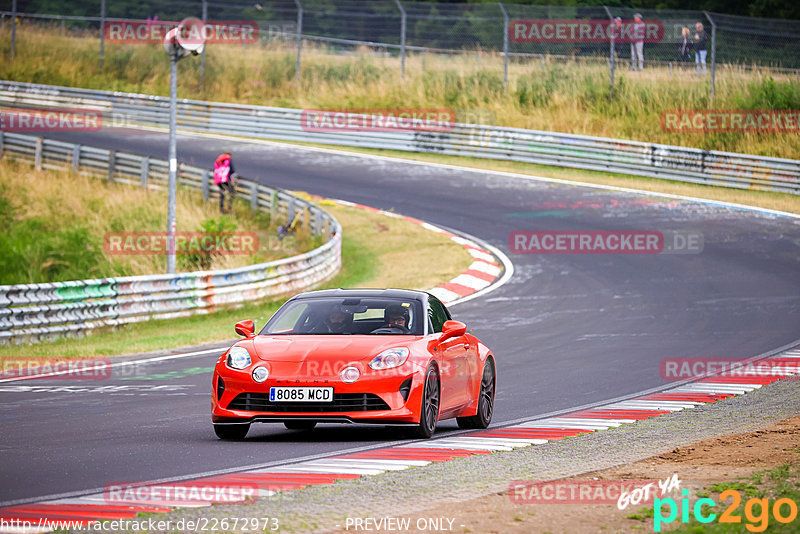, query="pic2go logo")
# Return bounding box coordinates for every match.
[654,489,798,532]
